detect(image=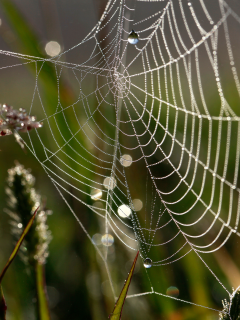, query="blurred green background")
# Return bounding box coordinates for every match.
[0,1,240,320]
